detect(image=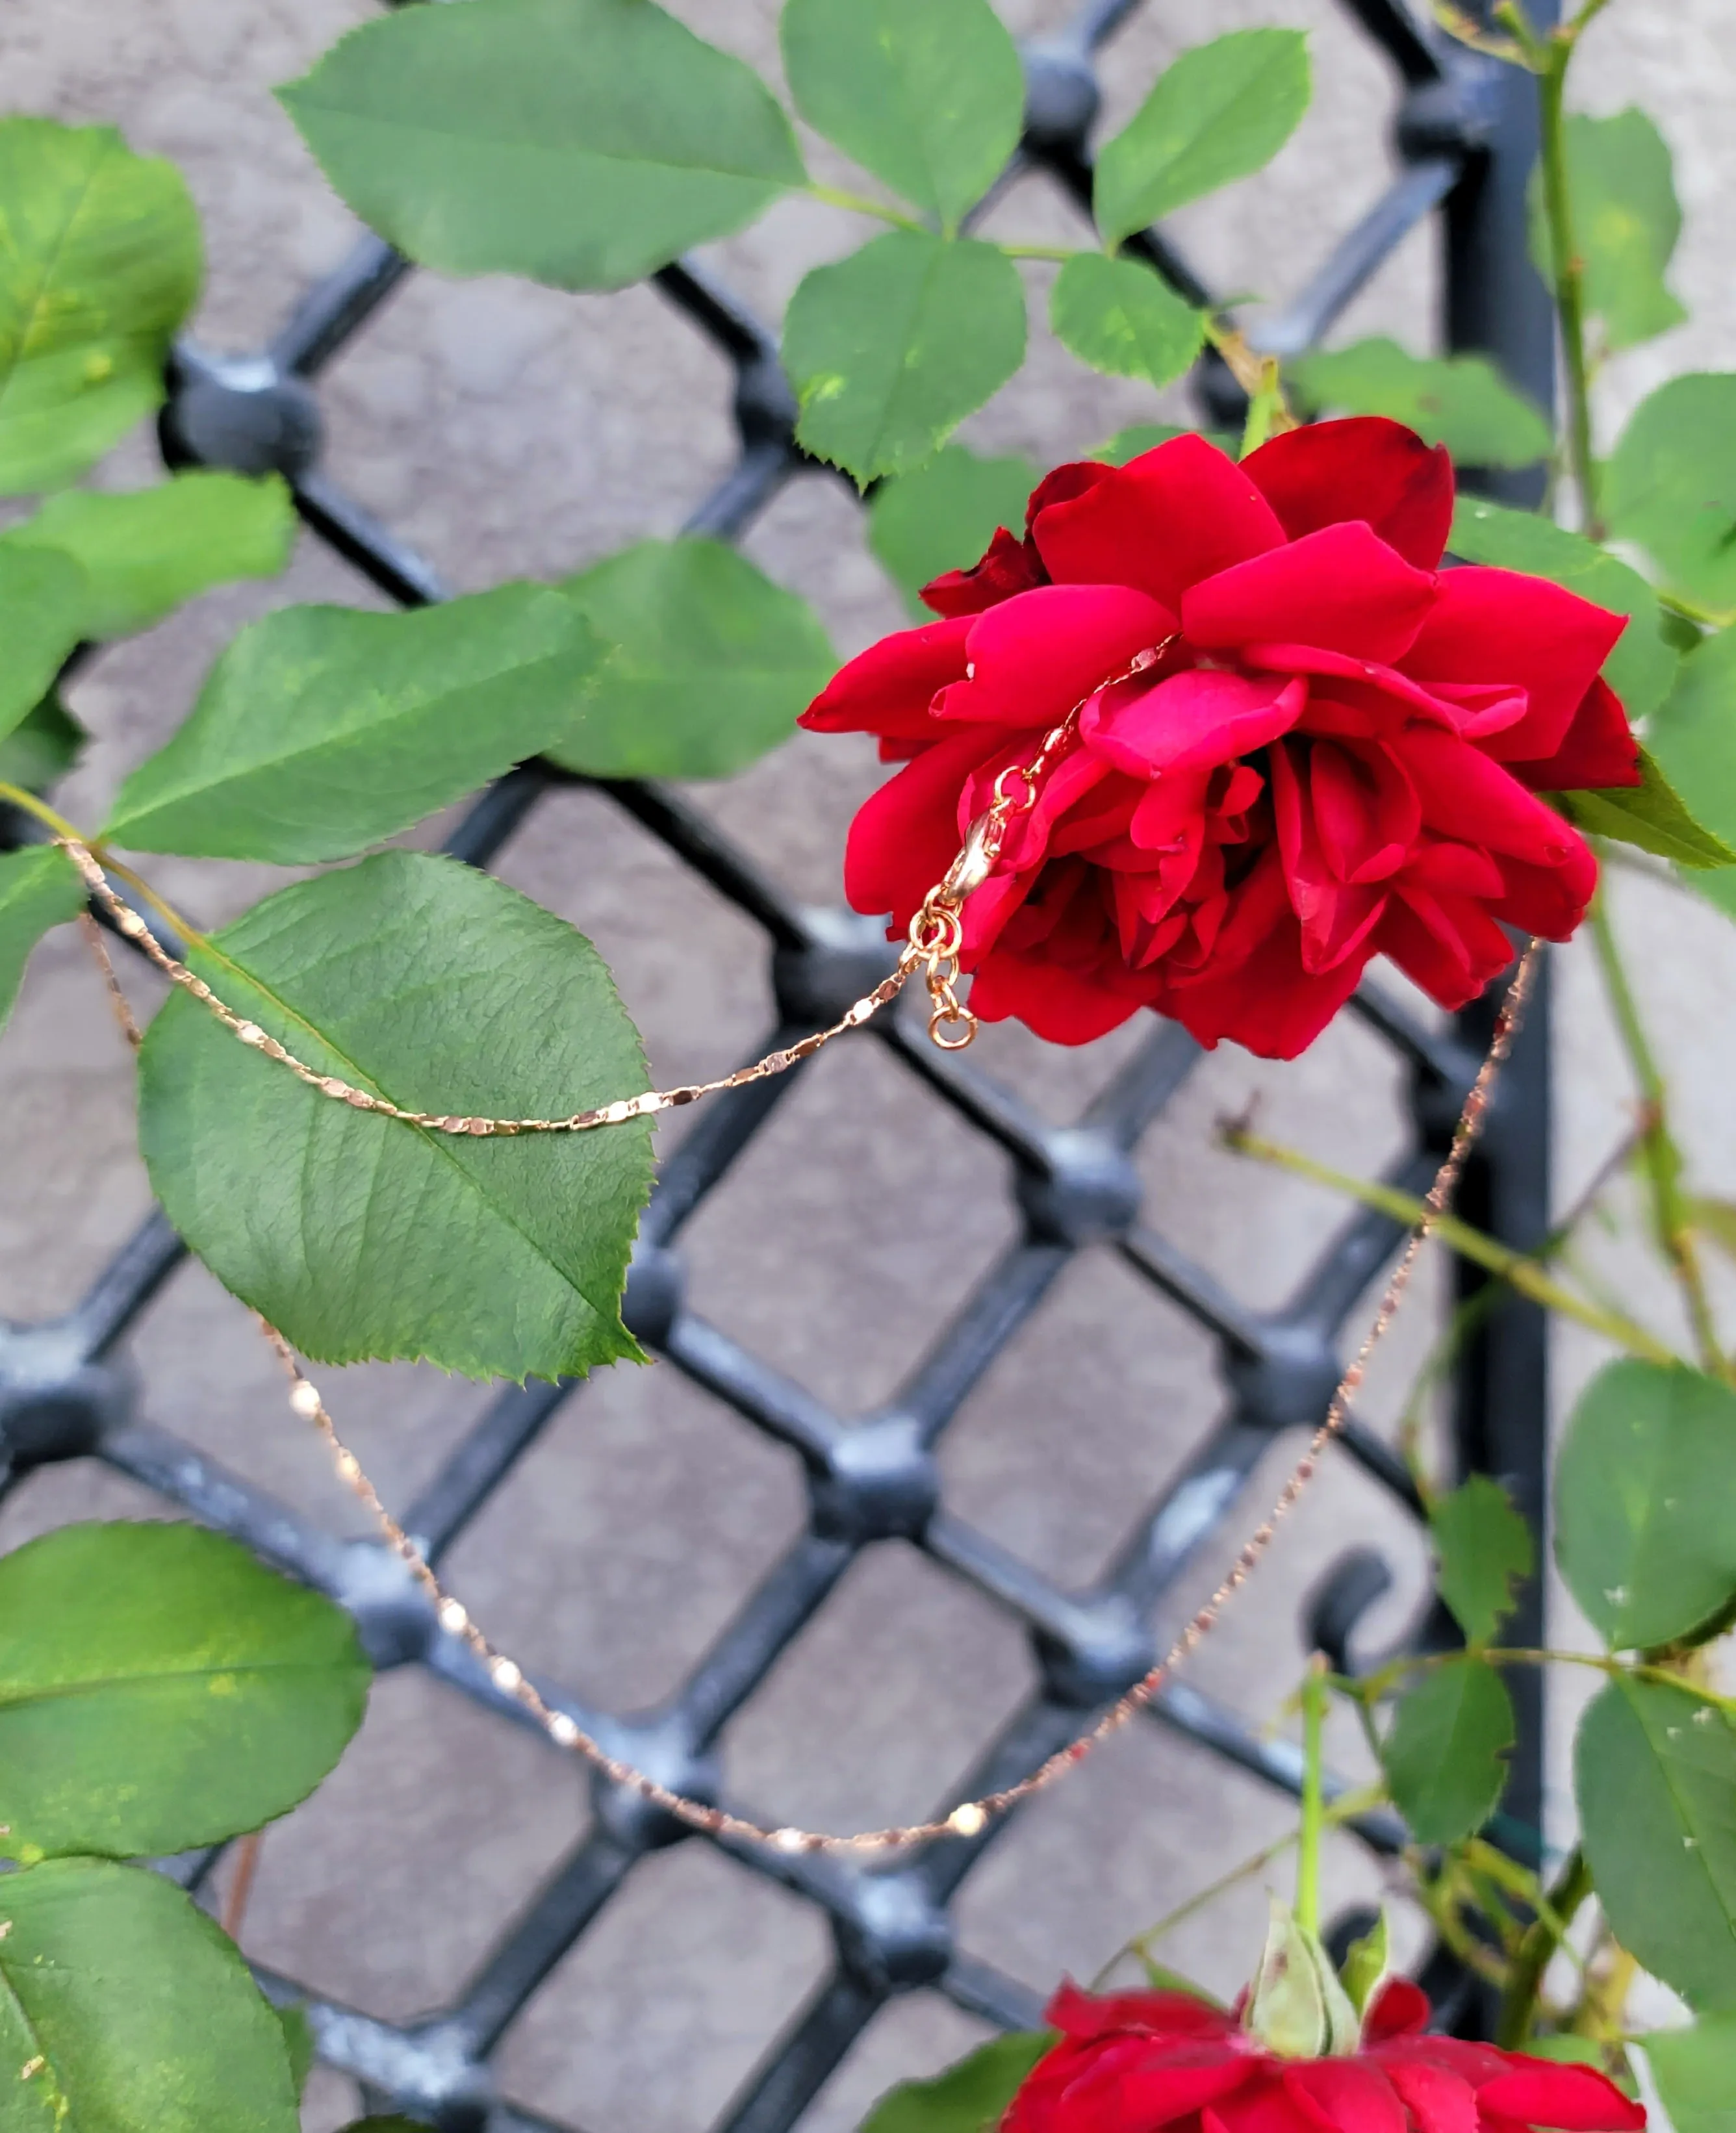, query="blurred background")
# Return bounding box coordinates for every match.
[3,2,1735,2127]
